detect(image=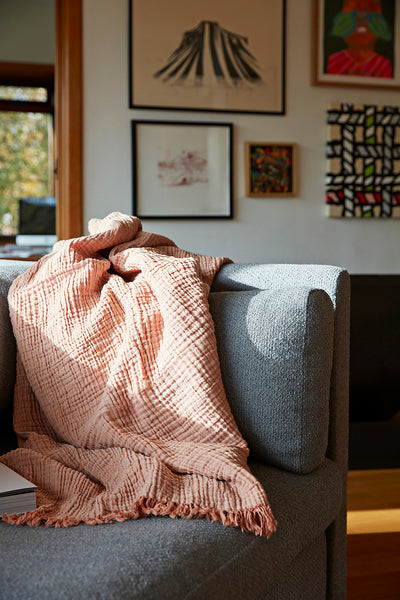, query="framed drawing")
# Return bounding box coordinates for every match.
[245,142,297,197]
[312,0,400,89]
[129,0,286,114]
[132,120,233,219]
